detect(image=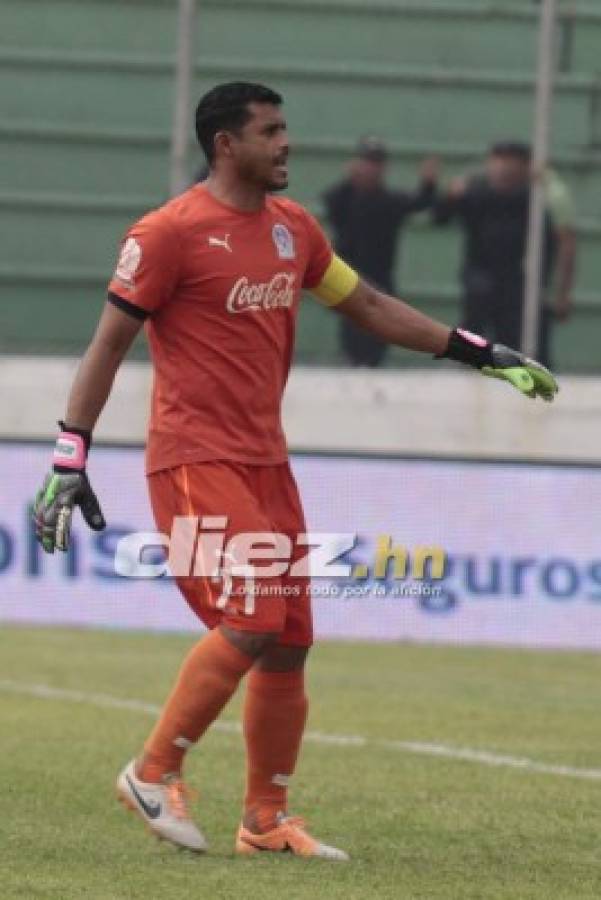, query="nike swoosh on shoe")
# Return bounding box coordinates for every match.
[126,775,162,819]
